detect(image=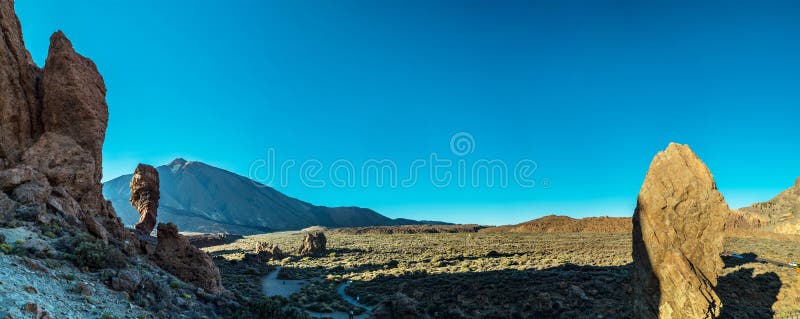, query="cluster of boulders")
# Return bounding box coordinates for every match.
[631,143,729,318]
[243,241,286,263]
